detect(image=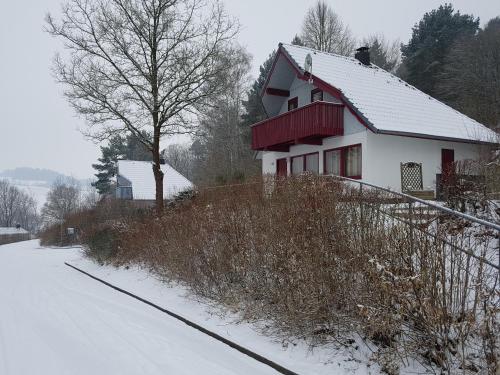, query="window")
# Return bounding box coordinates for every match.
[291,156,304,175]
[305,153,319,173]
[288,97,298,111]
[118,186,133,200]
[291,153,319,175]
[311,88,323,103]
[345,145,361,177]
[324,149,341,176]
[324,144,362,179]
